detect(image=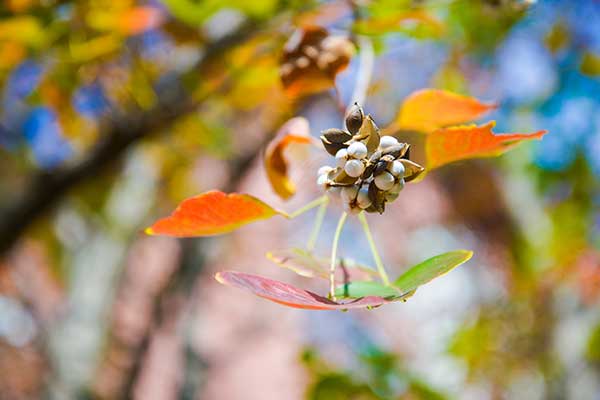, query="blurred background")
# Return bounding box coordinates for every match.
[1,0,600,399]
